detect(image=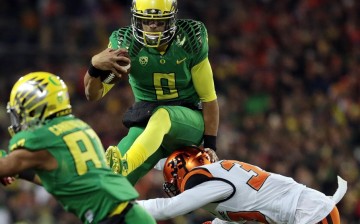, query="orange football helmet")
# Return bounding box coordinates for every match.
[163,146,211,196]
